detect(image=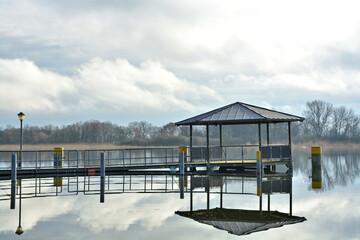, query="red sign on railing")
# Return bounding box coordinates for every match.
[88,168,96,176]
